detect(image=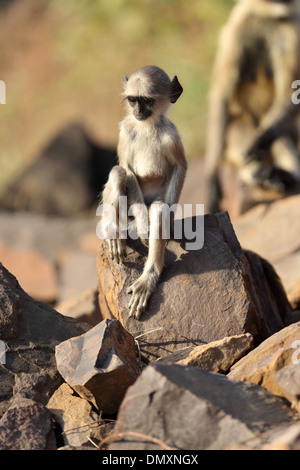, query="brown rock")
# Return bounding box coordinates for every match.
[0,211,99,306]
[273,364,300,411]
[0,397,56,450]
[97,212,286,359]
[228,321,300,398]
[57,251,98,304]
[47,383,99,448]
[56,286,102,326]
[262,423,300,450]
[157,333,253,373]
[0,124,117,216]
[0,244,58,303]
[109,363,294,450]
[55,319,140,414]
[234,194,300,294]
